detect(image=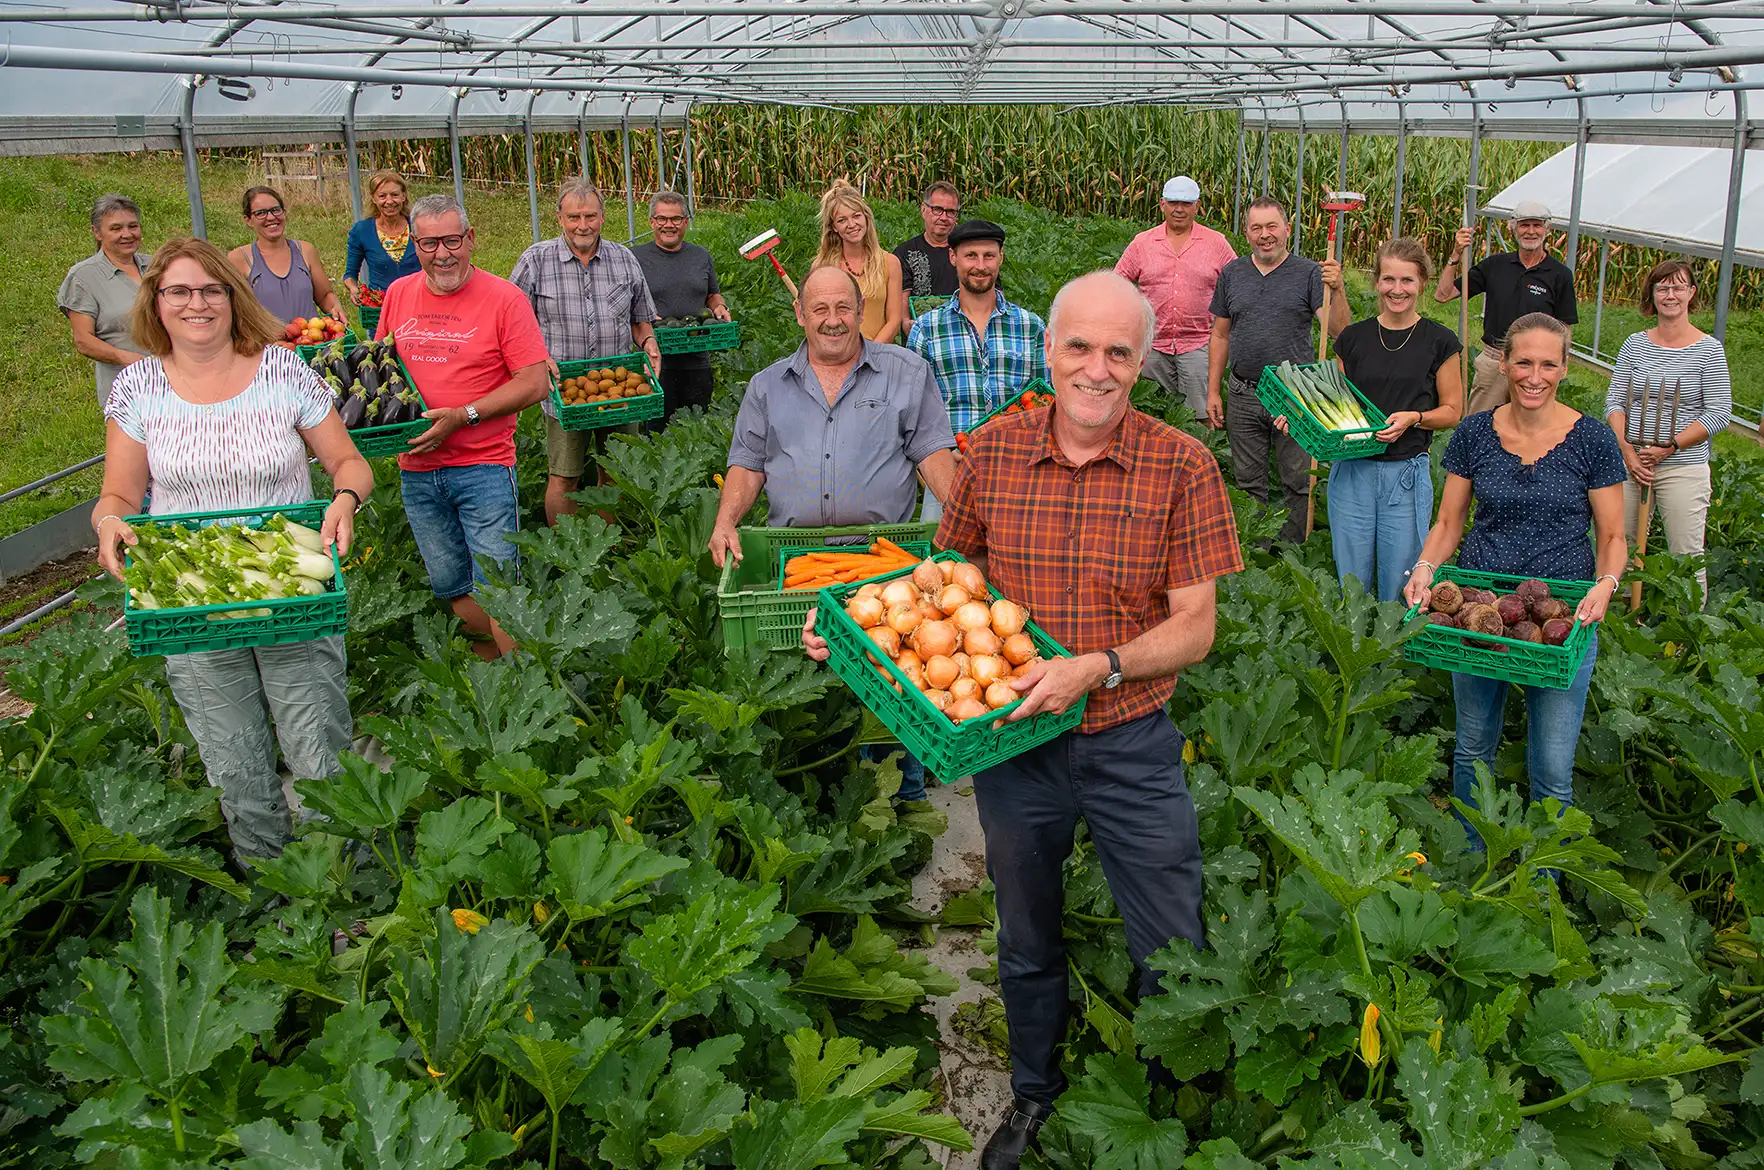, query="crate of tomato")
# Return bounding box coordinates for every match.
[289,315,354,363]
[815,551,1085,781]
[953,380,1054,454]
[1402,567,1597,690]
[551,352,665,430]
[354,286,384,336]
